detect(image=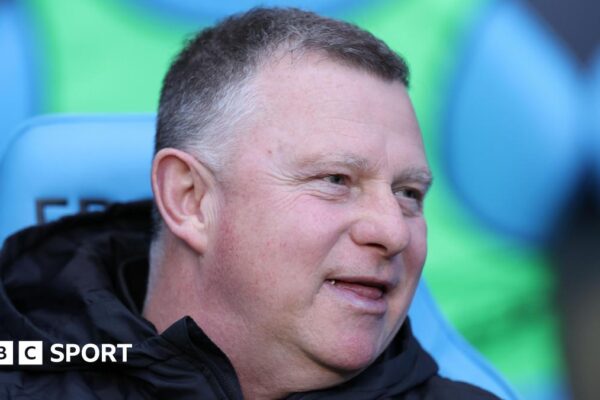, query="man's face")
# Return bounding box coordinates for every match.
[201,56,430,376]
